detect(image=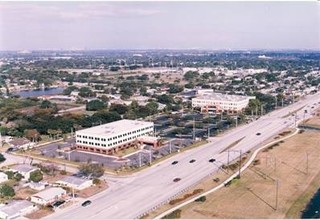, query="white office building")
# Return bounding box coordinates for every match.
[75,119,155,155]
[192,90,255,114]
